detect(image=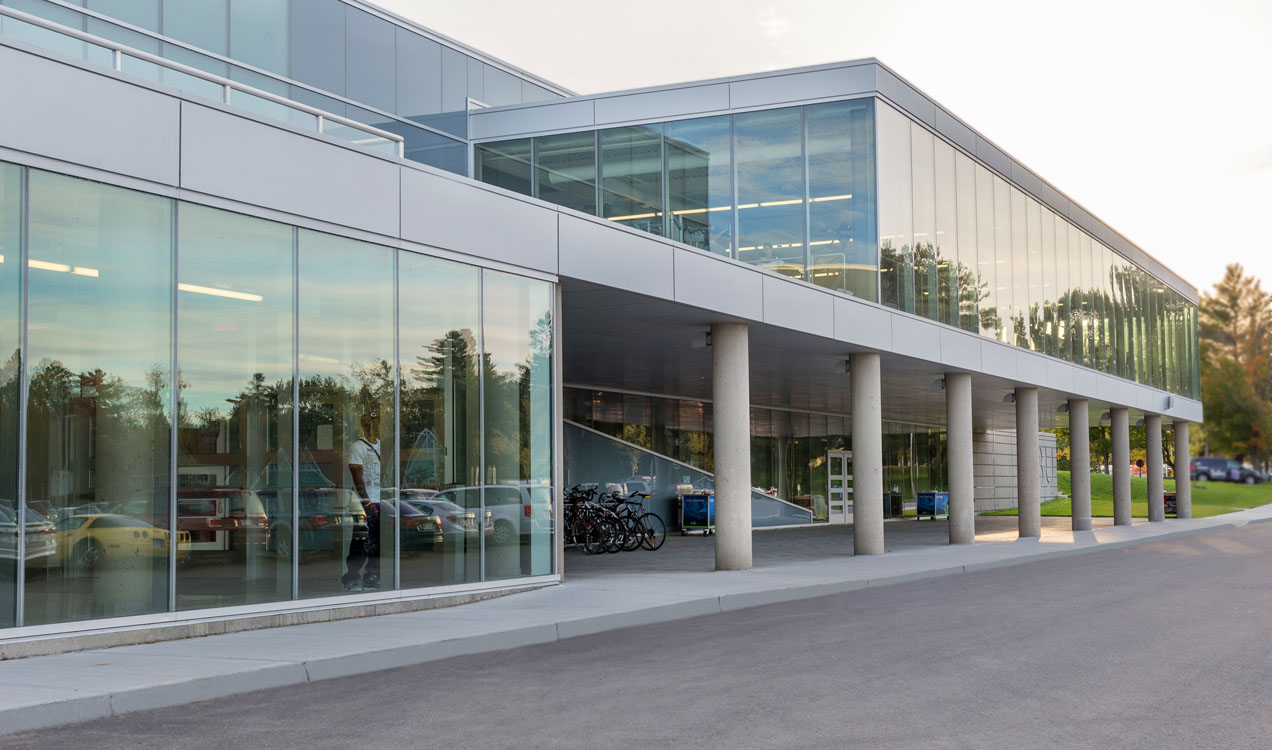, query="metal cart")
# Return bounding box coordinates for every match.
[679,493,715,535]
